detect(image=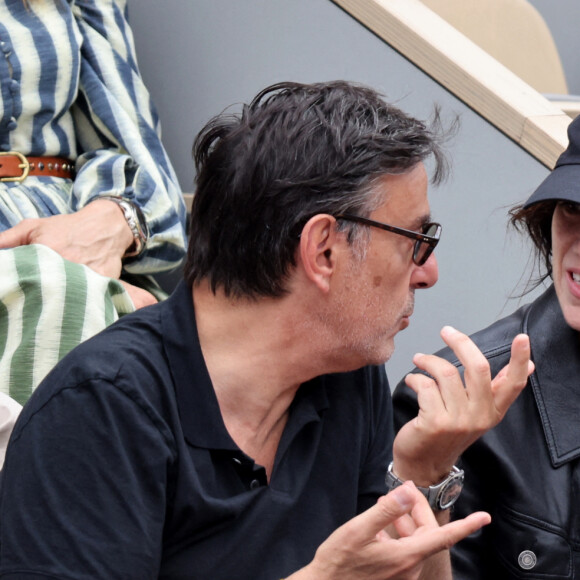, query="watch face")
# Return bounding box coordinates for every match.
[438,479,463,510]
